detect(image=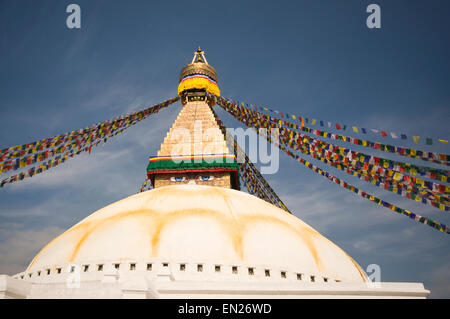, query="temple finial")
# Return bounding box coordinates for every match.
[191,46,208,64]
